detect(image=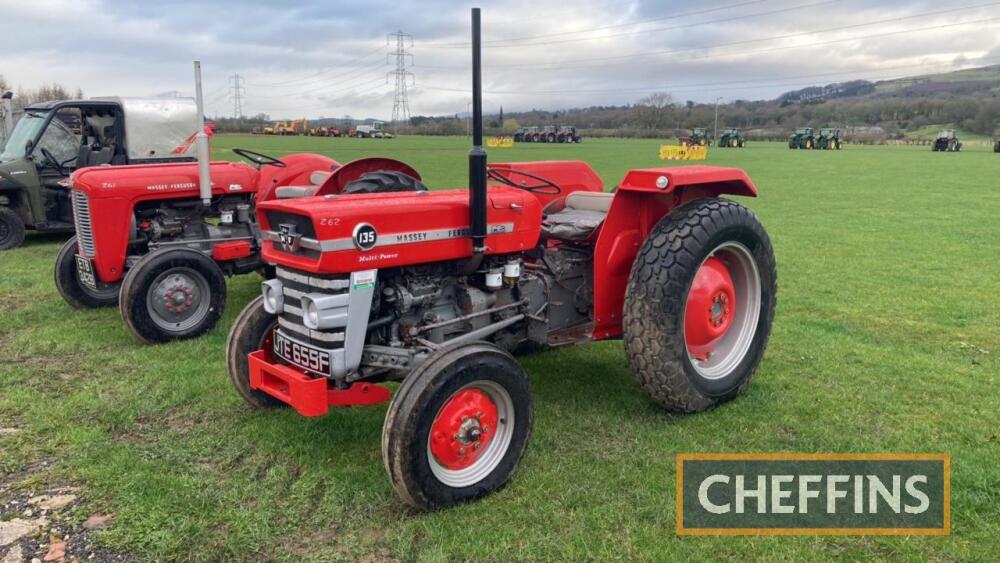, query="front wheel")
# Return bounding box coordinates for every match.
[0,207,25,251]
[383,342,533,510]
[623,198,777,412]
[53,236,120,308]
[227,296,286,408]
[119,248,227,344]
